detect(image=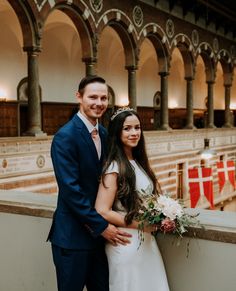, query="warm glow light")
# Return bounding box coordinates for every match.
[0,88,7,98]
[198,138,217,160]
[200,151,215,160]
[169,99,178,108]
[116,95,129,107]
[0,88,7,101]
[230,102,236,110]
